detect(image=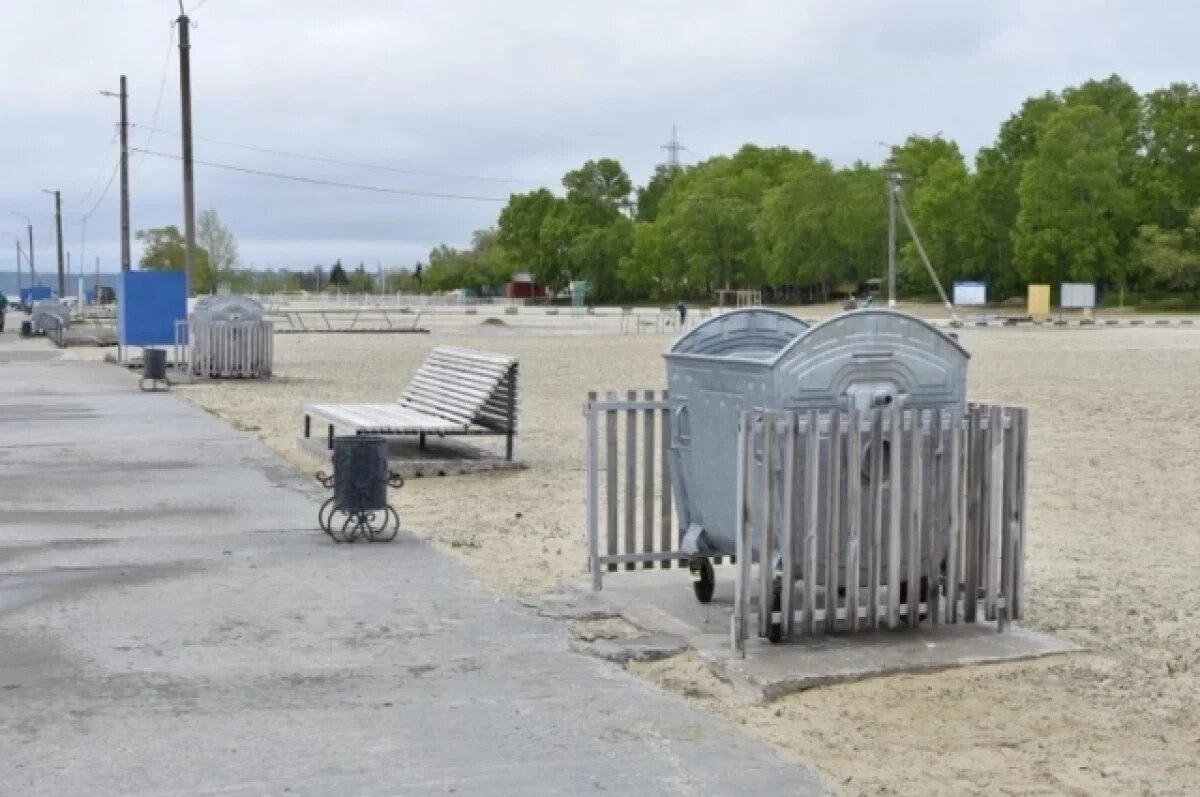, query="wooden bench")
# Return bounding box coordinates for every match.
[304,346,519,460]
